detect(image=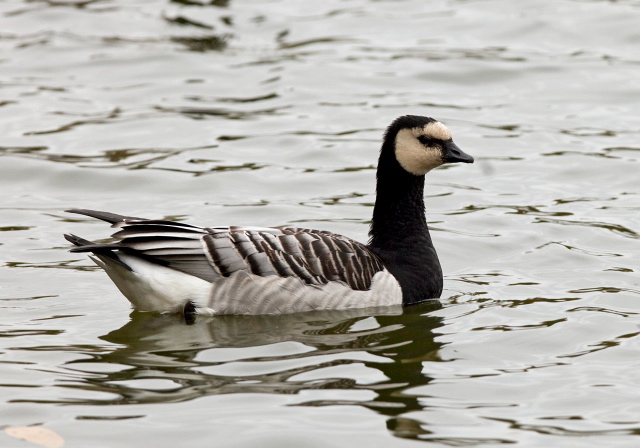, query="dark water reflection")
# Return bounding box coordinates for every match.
[5,303,450,438]
[17,303,445,438]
